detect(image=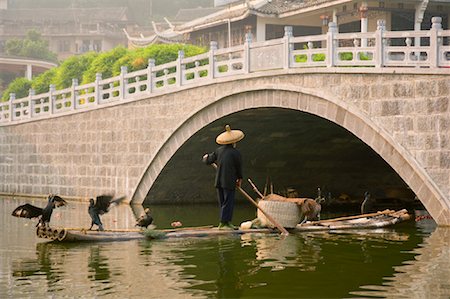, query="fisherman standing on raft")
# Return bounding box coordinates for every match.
[203,125,244,230]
